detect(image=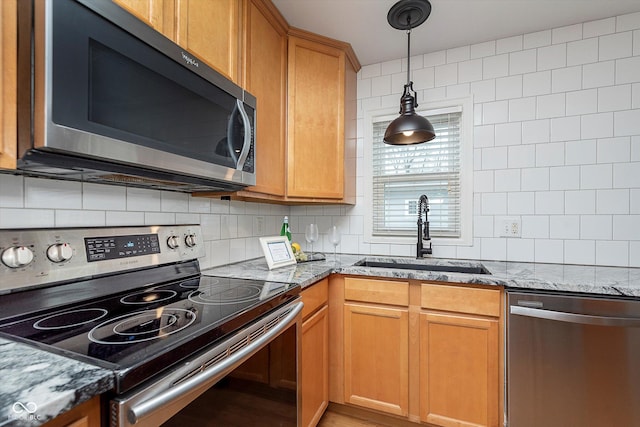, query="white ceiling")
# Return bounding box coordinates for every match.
[271,0,640,66]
